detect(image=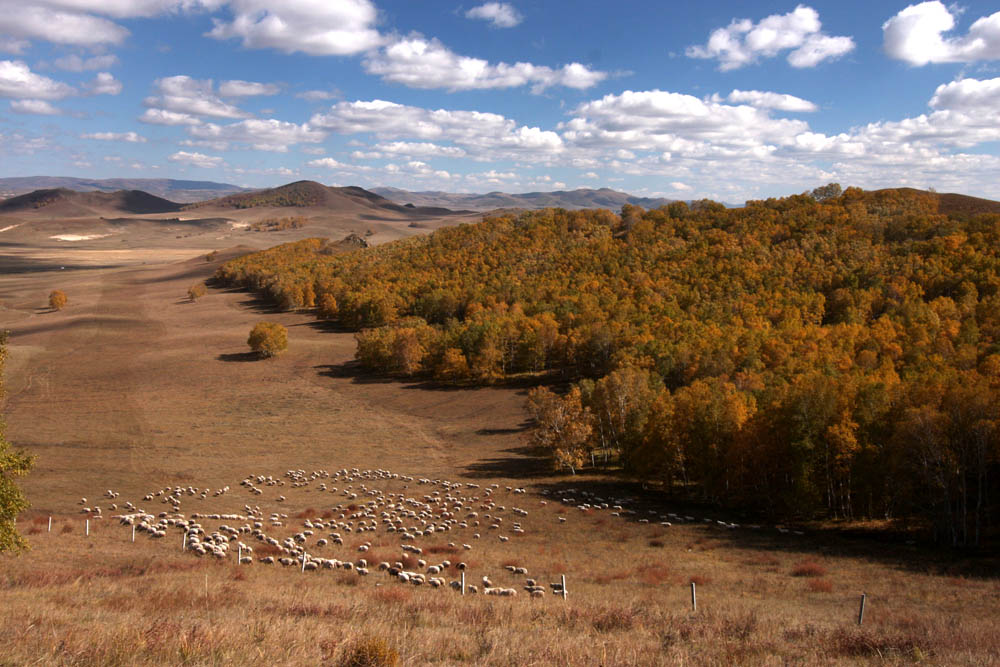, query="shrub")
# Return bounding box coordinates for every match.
[187,283,207,301]
[338,636,399,667]
[831,628,925,658]
[592,606,638,632]
[807,578,834,593]
[247,321,288,358]
[791,560,827,577]
[48,290,67,310]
